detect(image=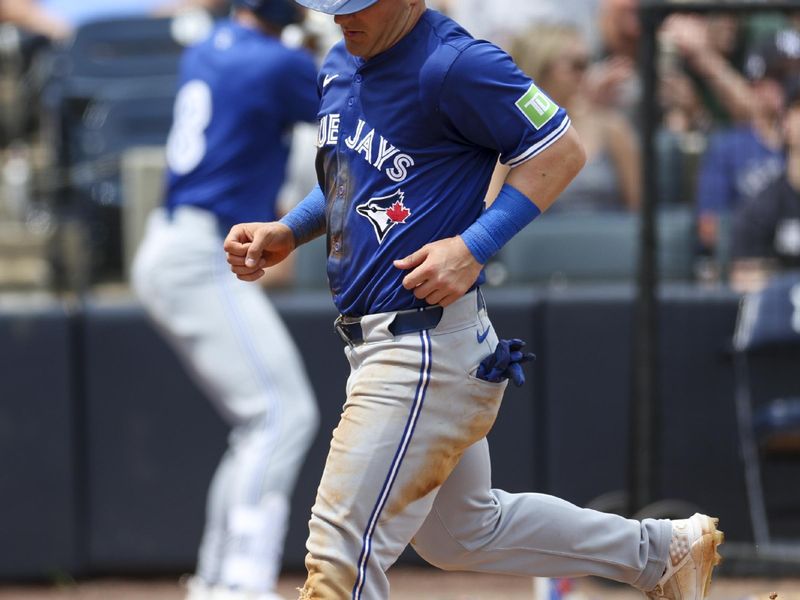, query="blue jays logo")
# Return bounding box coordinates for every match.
[356,190,411,243]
